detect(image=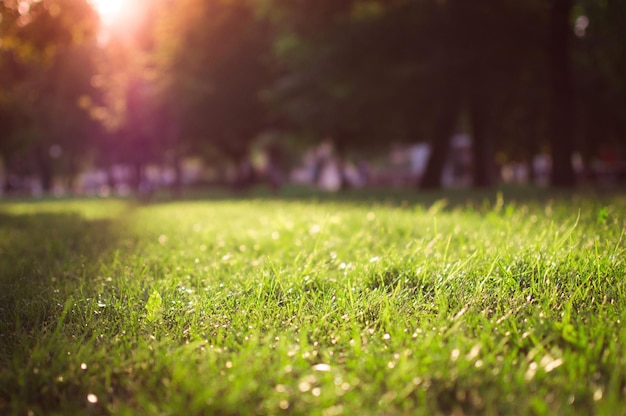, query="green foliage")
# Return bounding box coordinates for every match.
[1,0,626,189]
[574,0,626,156]
[0,190,625,414]
[150,0,275,162]
[0,0,100,187]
